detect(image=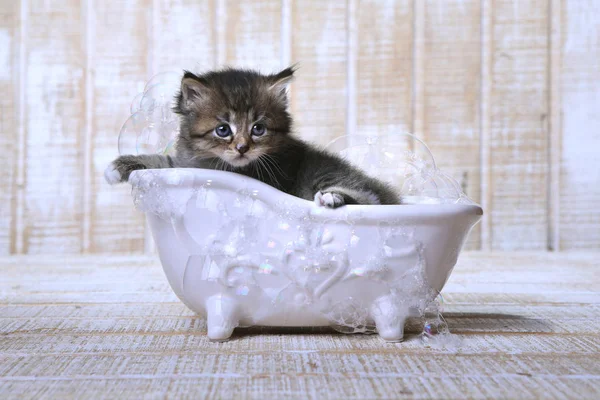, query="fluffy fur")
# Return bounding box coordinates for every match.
[105,67,399,207]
